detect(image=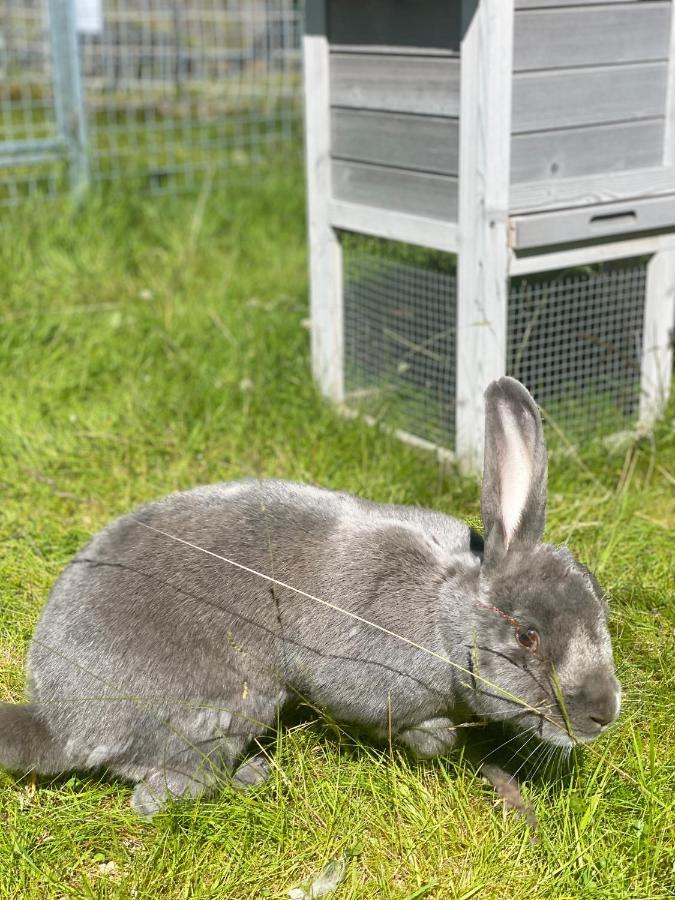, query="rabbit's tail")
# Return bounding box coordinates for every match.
[0,703,64,774]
